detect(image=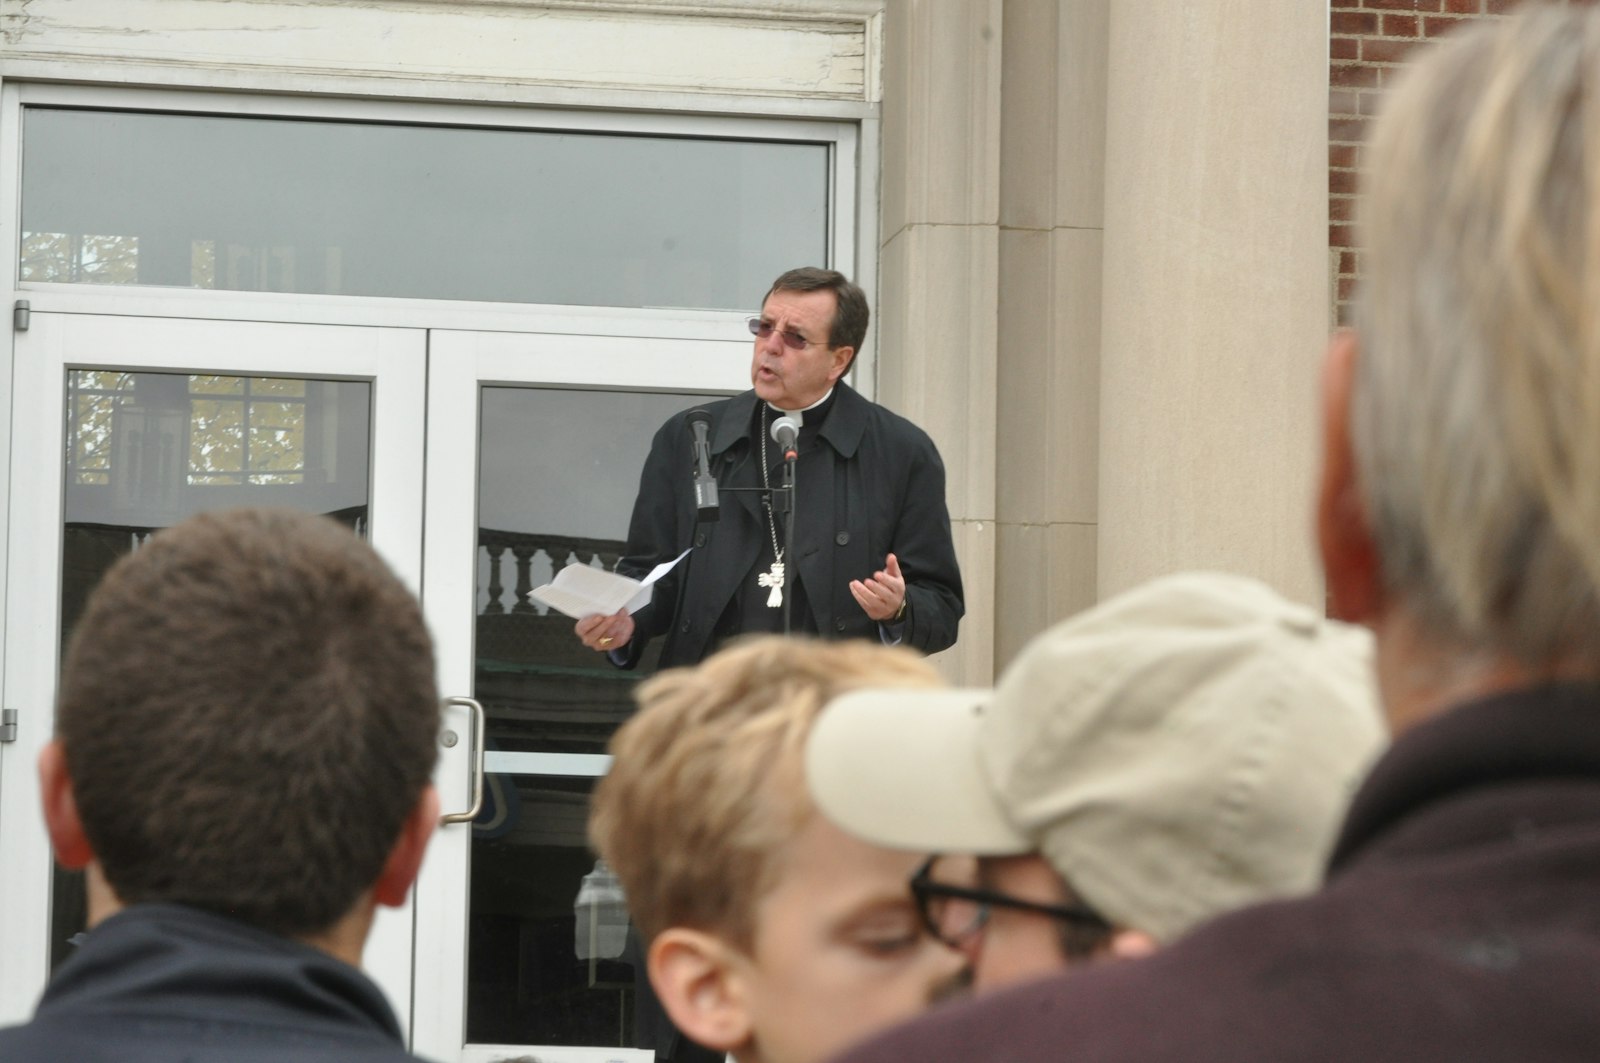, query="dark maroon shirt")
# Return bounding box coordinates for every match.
[832,683,1600,1063]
